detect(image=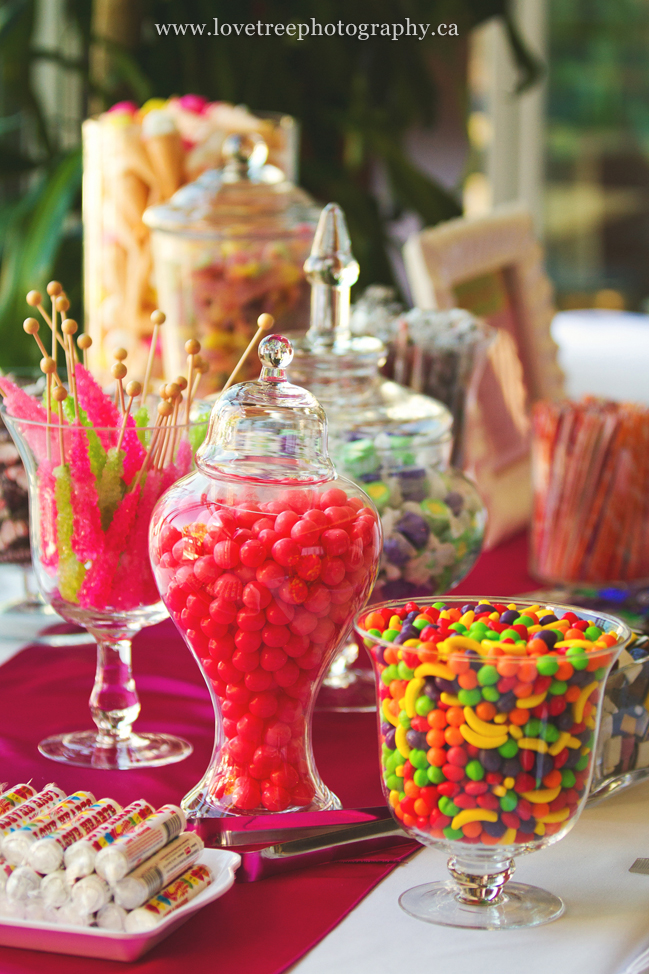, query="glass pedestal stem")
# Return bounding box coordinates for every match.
[90,634,140,746]
[447,857,514,905]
